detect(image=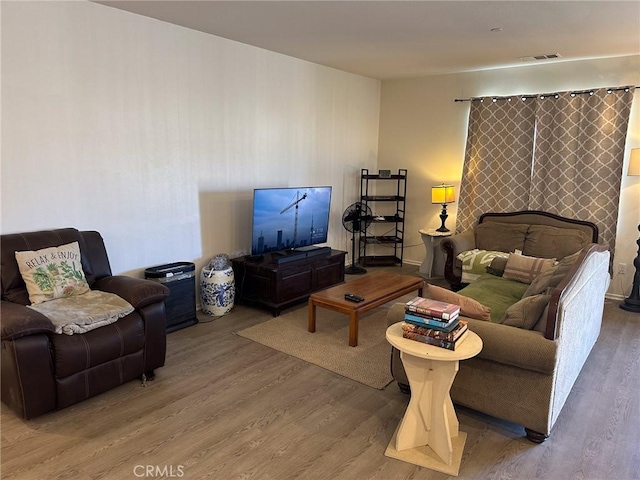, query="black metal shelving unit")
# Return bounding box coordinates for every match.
[359,168,407,266]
